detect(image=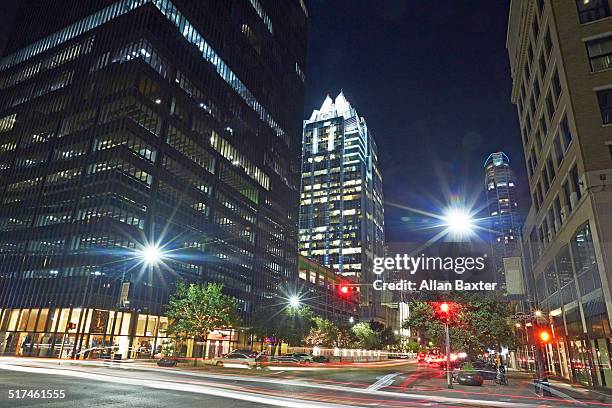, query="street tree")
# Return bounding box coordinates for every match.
[305,316,339,347]
[369,321,398,349]
[351,322,378,349]
[251,305,314,354]
[402,293,515,356]
[165,281,240,356]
